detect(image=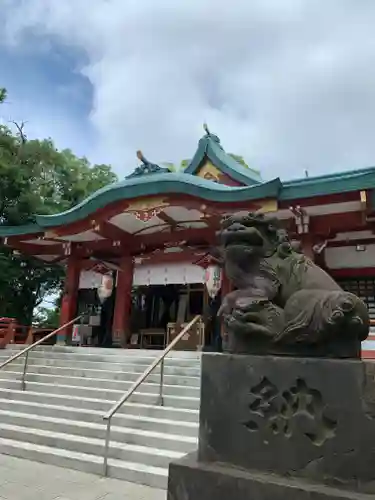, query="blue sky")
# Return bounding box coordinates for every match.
[0,36,98,161]
[2,0,375,179]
